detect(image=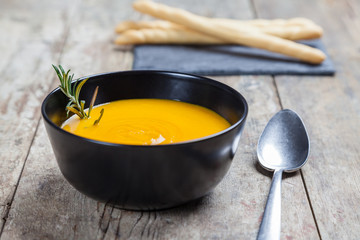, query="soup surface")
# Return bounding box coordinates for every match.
[61,99,230,145]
